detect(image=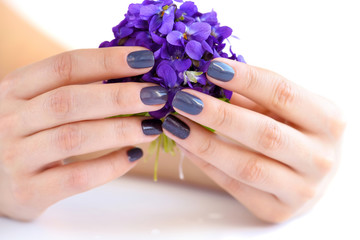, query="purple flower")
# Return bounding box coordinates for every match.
[167,21,211,60]
[100,0,245,119]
